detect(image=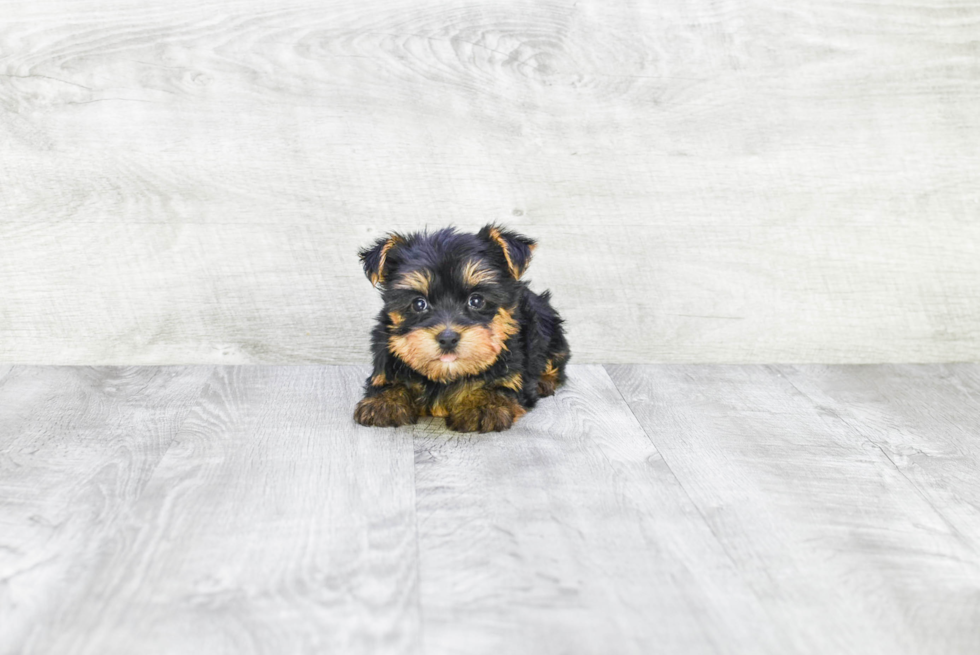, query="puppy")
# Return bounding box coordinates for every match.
[353,224,569,432]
